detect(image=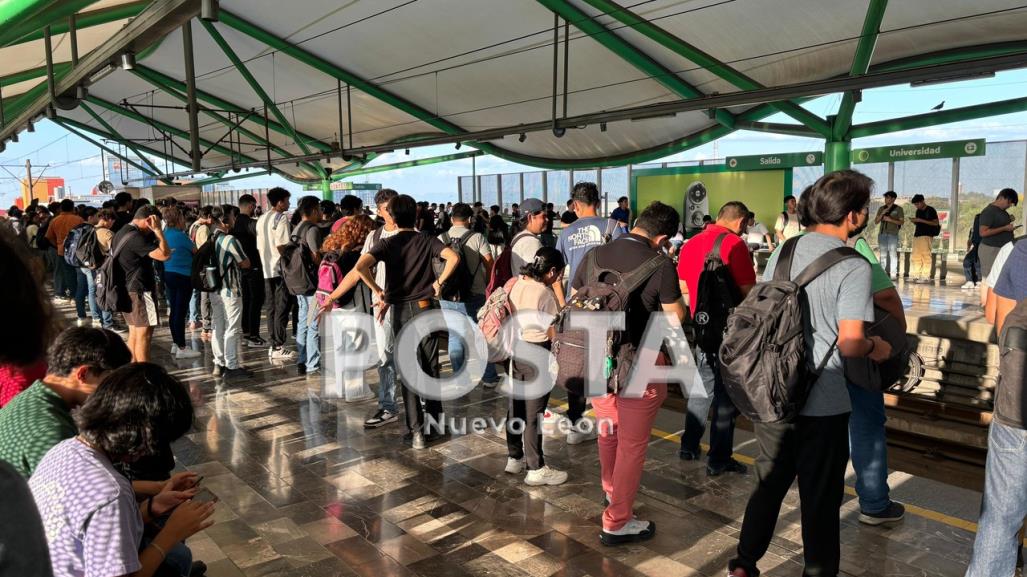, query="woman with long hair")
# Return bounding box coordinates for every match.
[504,246,568,487]
[161,205,199,359]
